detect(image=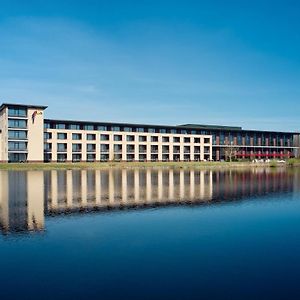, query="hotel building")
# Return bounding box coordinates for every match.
[0,103,299,163]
